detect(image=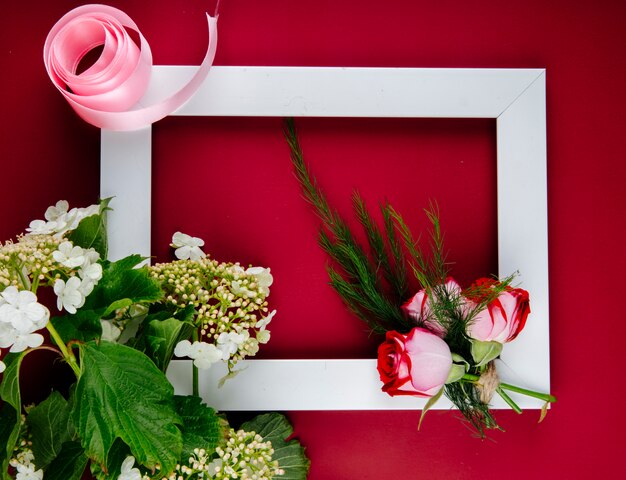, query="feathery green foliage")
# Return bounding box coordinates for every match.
[284,118,409,333]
